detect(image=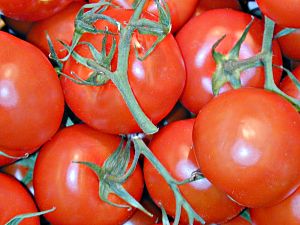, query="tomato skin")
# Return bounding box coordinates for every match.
[193,0,241,17]
[0,173,39,225]
[33,124,144,225]
[250,187,300,225]
[275,27,300,60]
[62,9,185,134]
[257,0,300,28]
[88,0,198,32]
[27,2,83,58]
[176,9,282,114]
[0,0,74,22]
[193,88,300,208]
[280,66,300,100]
[221,215,251,225]
[0,31,64,166]
[144,119,243,224]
